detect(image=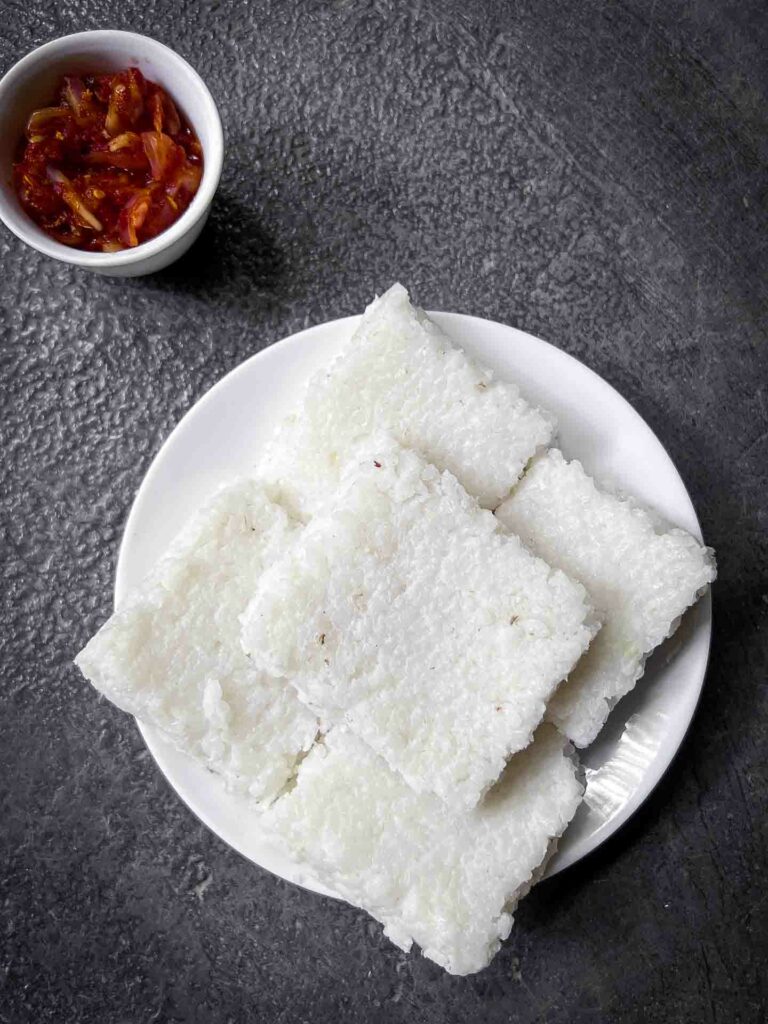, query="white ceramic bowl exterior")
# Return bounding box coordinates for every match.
[115,313,712,889]
[0,31,223,276]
